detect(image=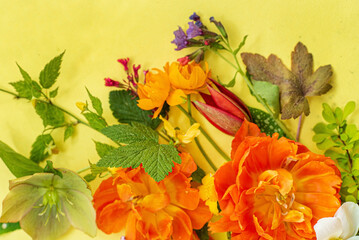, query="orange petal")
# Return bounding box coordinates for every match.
[184,200,212,229]
[166,89,186,106]
[117,184,133,202]
[165,205,193,240]
[141,193,170,212]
